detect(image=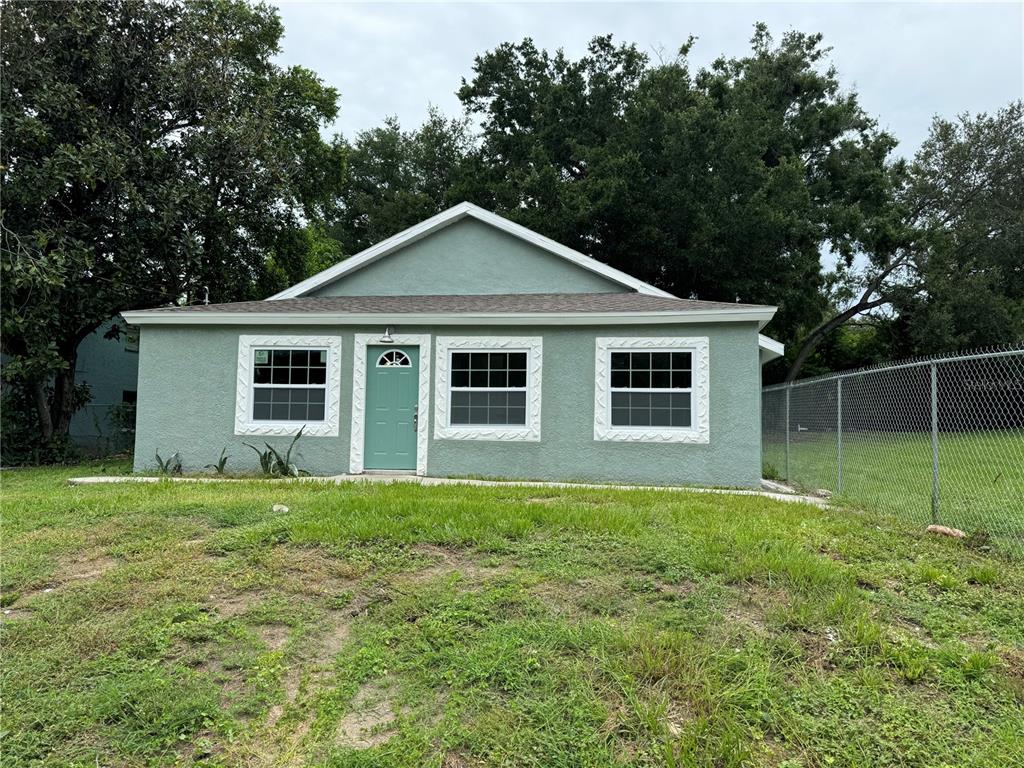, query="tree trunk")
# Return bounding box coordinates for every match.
[31,378,54,442]
[50,351,80,438]
[785,297,888,382]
